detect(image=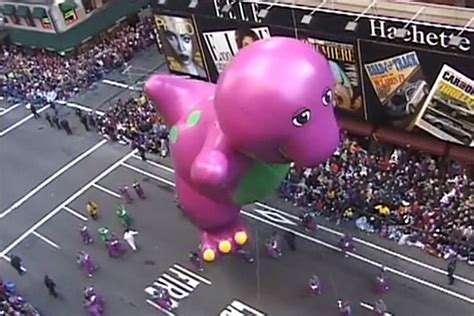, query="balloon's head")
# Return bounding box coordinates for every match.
[214,37,339,167]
